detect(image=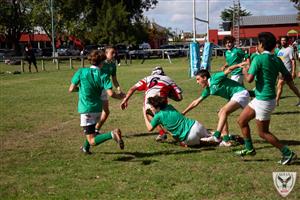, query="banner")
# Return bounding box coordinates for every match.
[200,42,213,71]
[189,42,201,77]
